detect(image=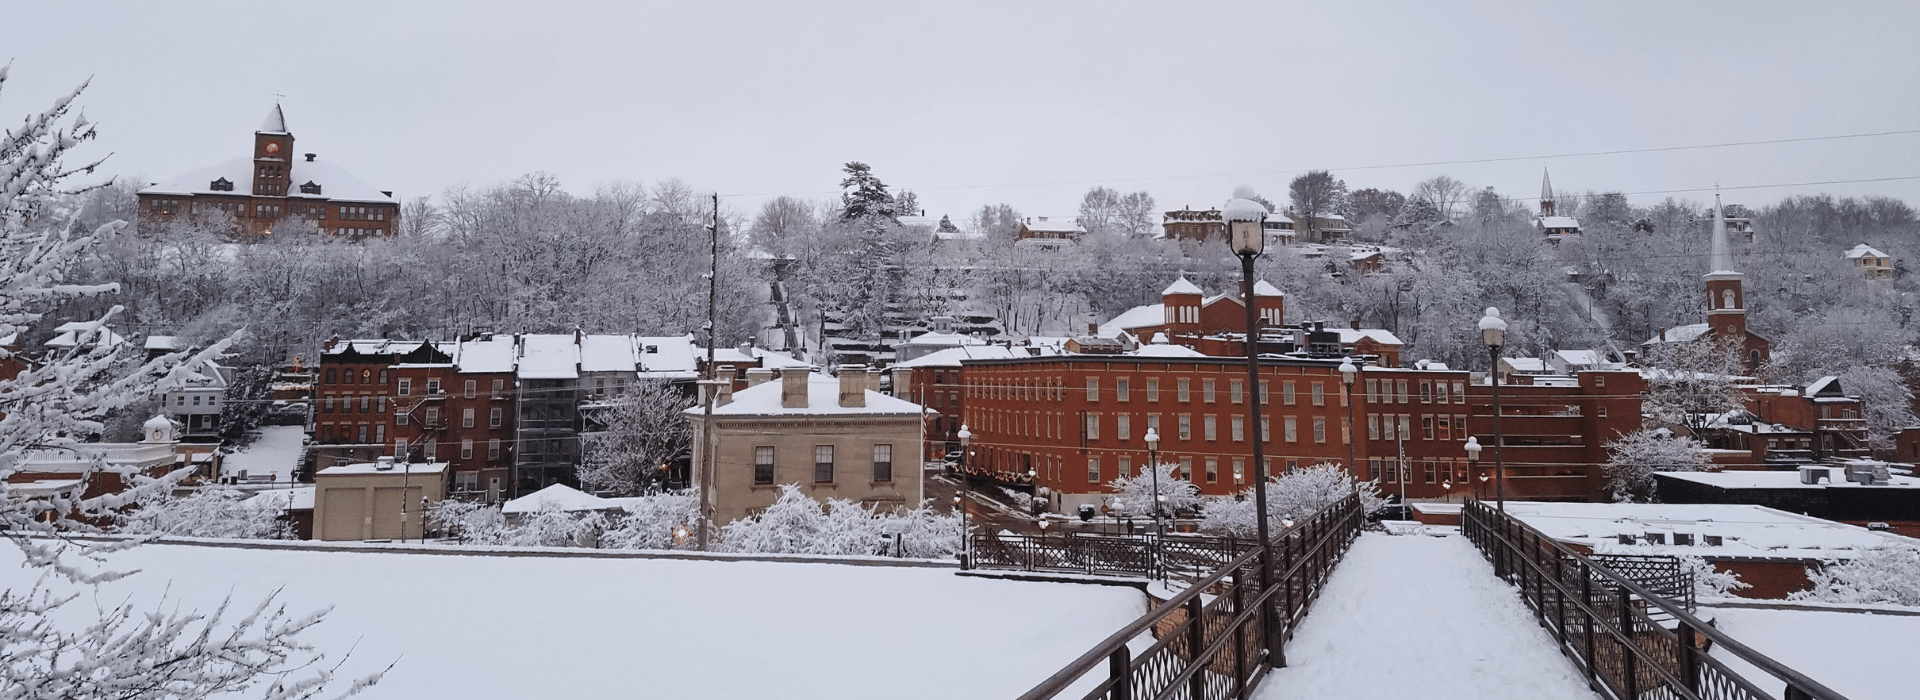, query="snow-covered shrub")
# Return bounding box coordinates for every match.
[887,502,964,558]
[601,490,700,550]
[509,501,608,548]
[718,484,962,557]
[1107,463,1202,521]
[117,486,284,539]
[1200,463,1385,538]
[428,499,510,544]
[1677,555,1749,599]
[1790,545,1920,607]
[1603,429,1712,502]
[998,486,1034,512]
